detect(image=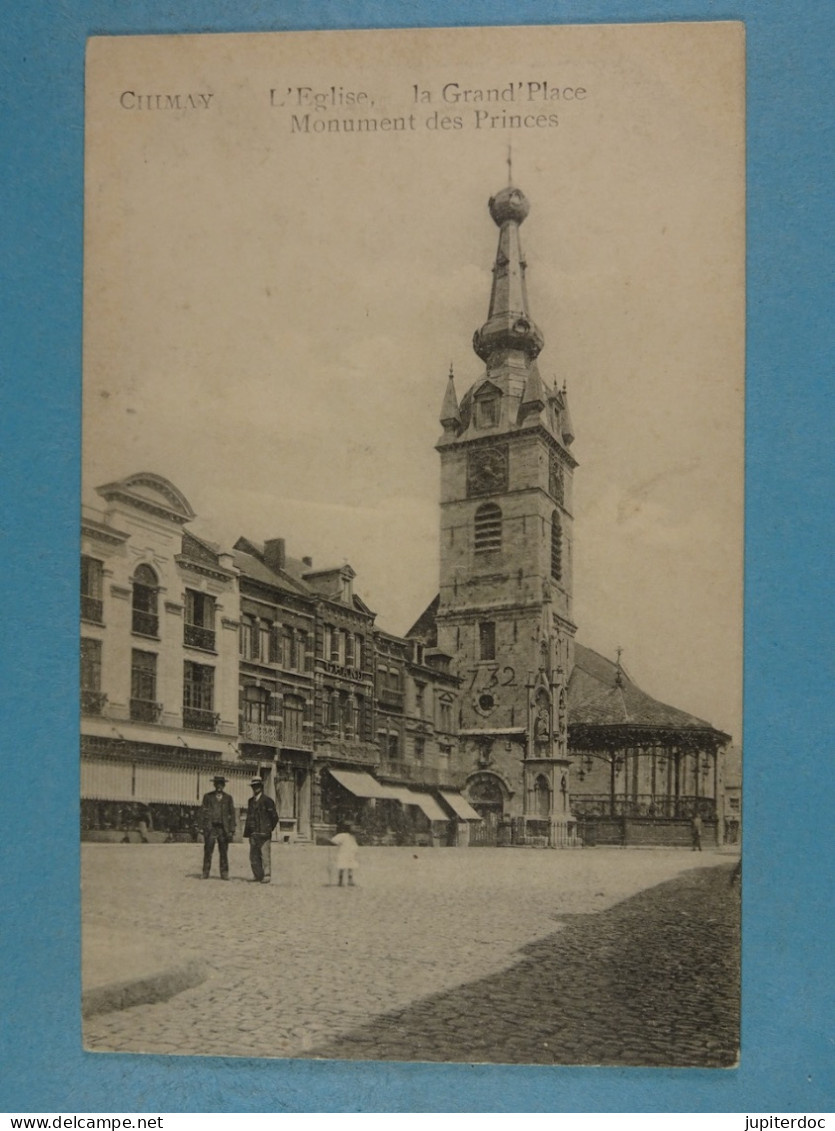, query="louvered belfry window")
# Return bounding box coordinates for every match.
[474,502,502,553]
[551,511,562,581]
